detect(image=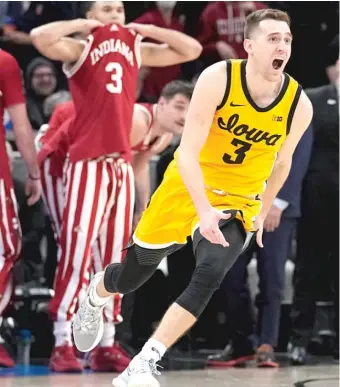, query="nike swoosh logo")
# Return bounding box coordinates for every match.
[230,102,245,107]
